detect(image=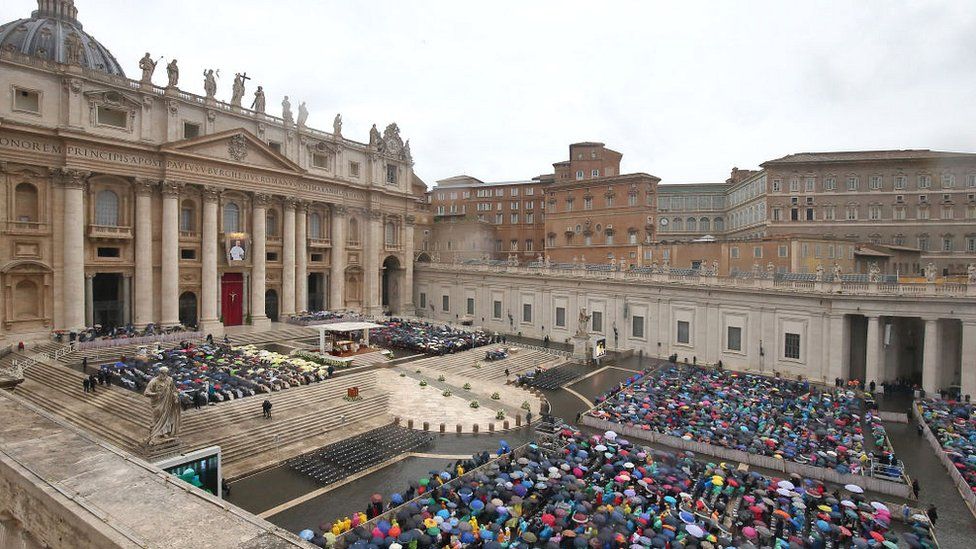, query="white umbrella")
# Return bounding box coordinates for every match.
[777,480,795,491]
[844,484,864,494]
